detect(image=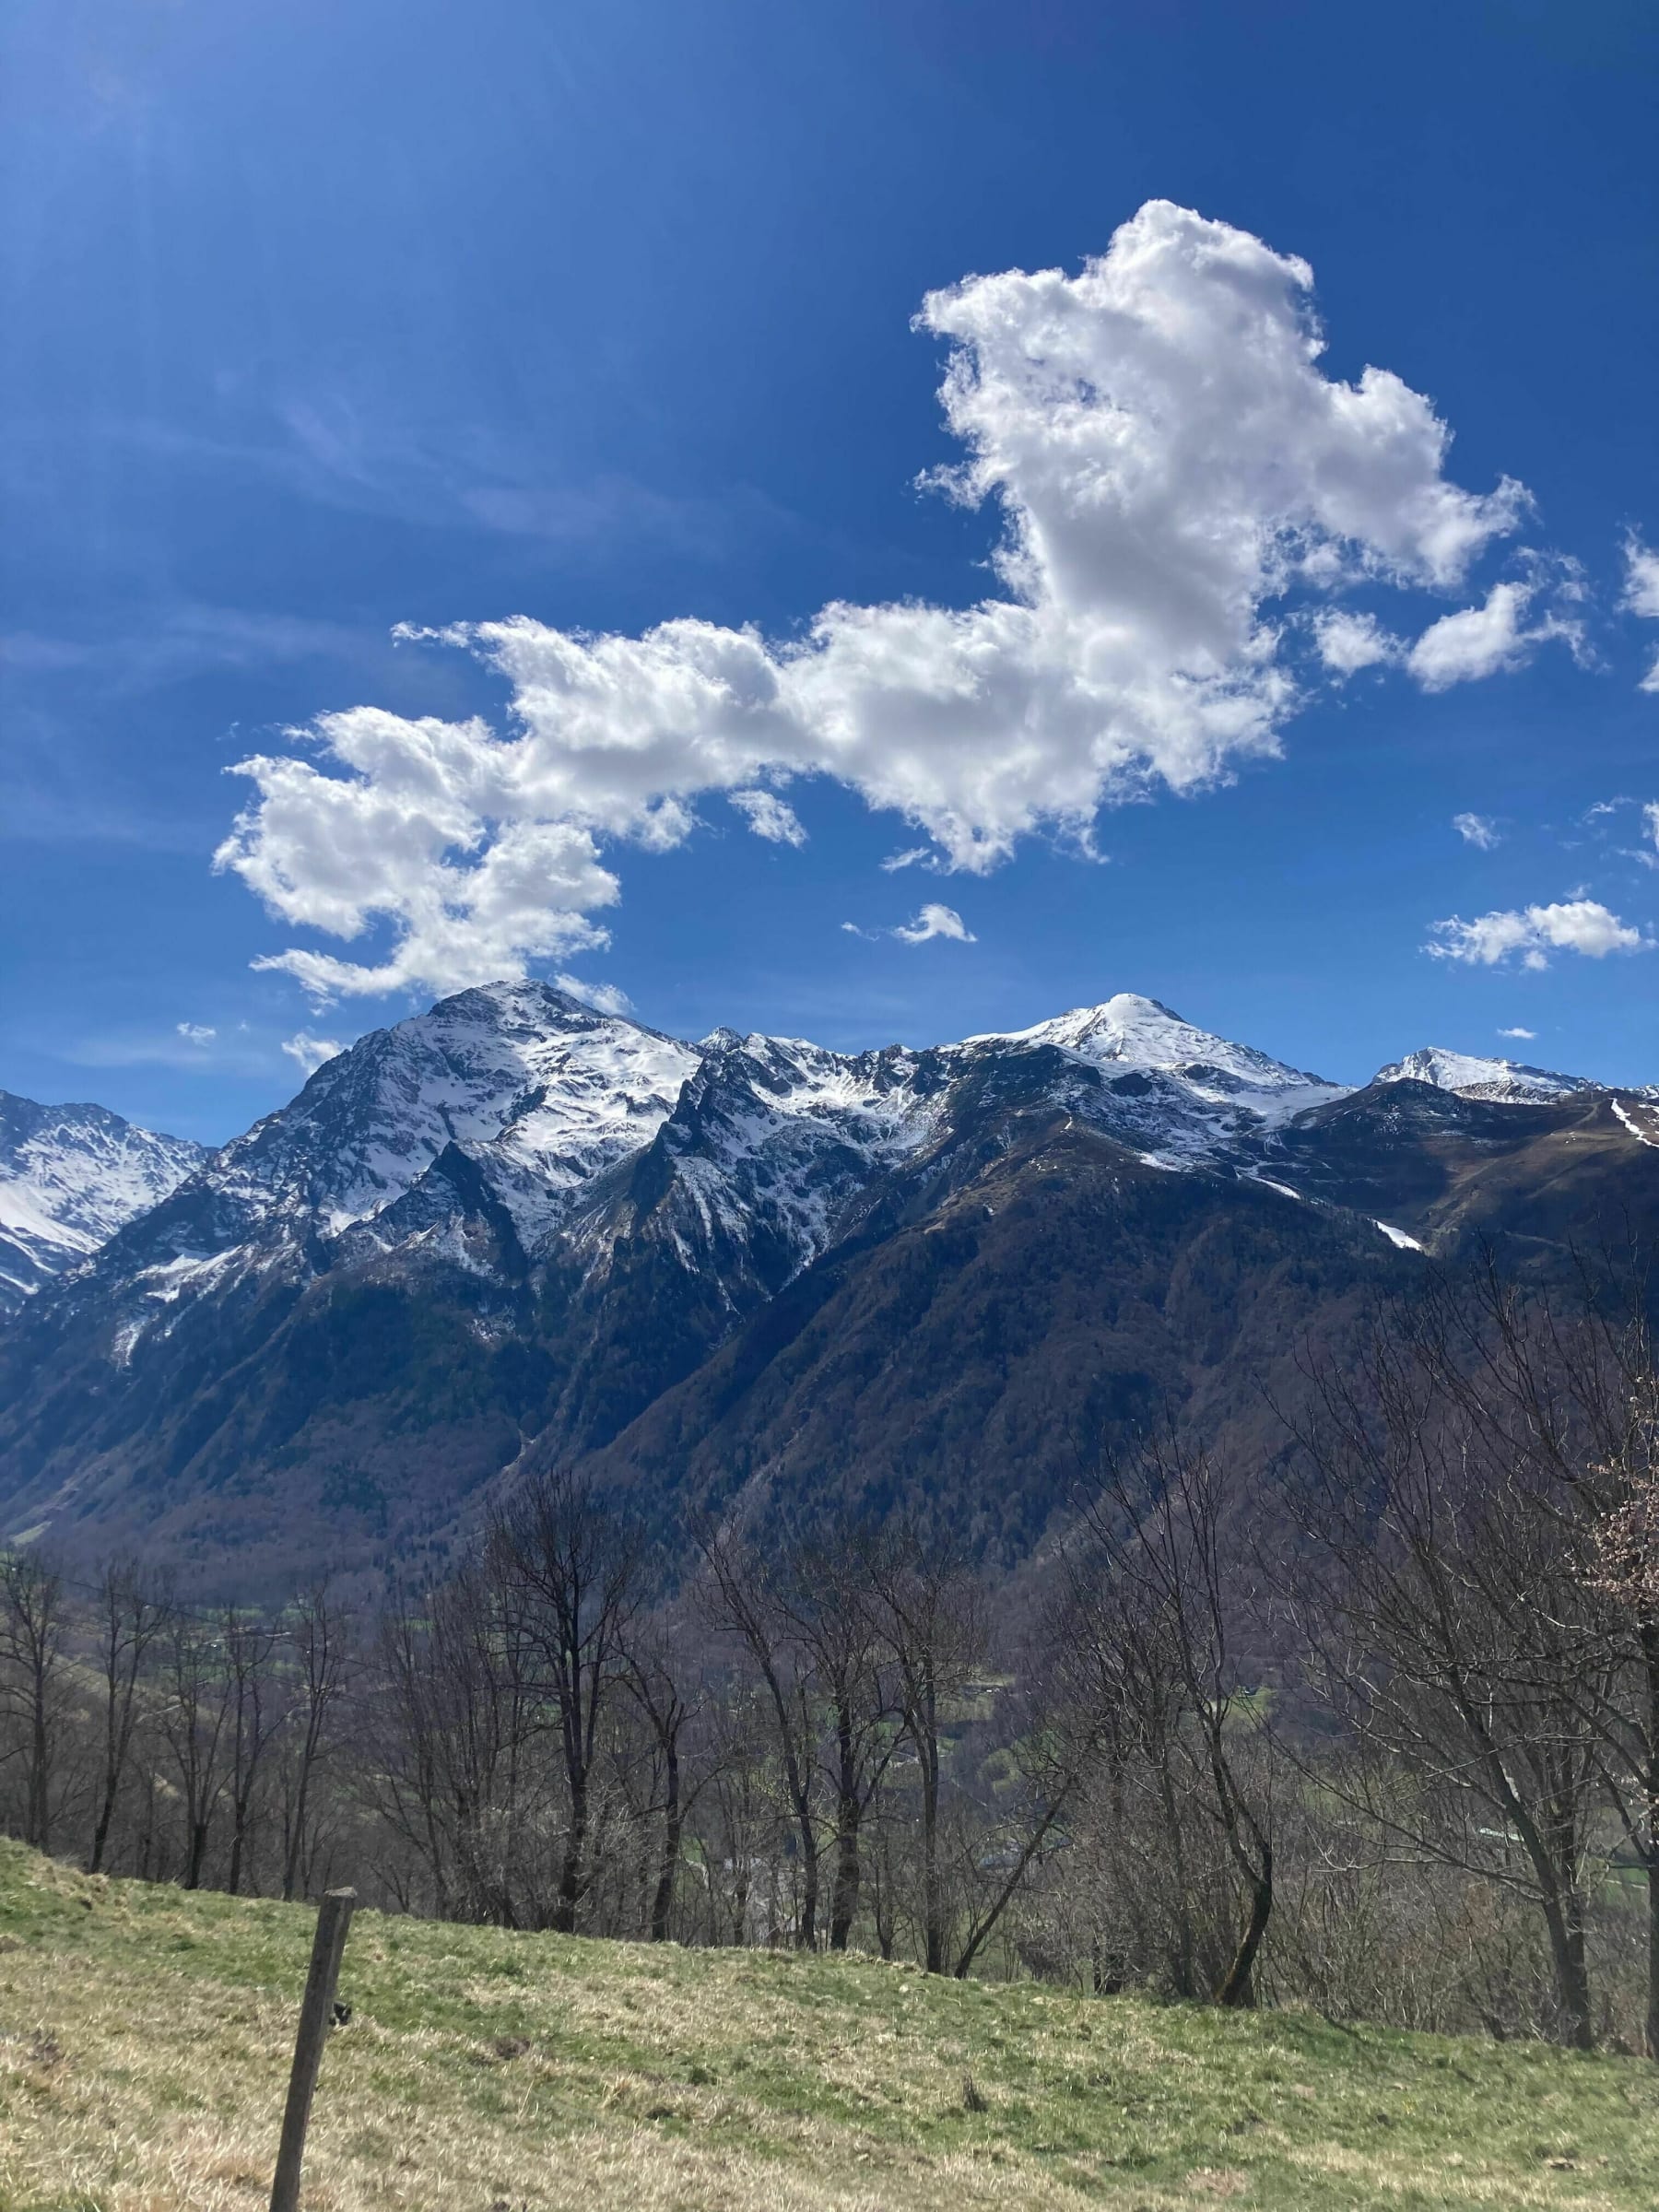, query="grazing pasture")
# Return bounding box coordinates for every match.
[1,1841,1656,2210]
